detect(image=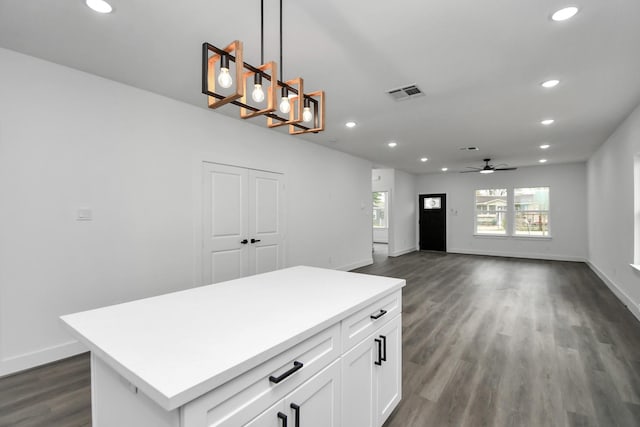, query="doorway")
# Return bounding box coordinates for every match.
[419,193,446,252]
[202,162,285,285]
